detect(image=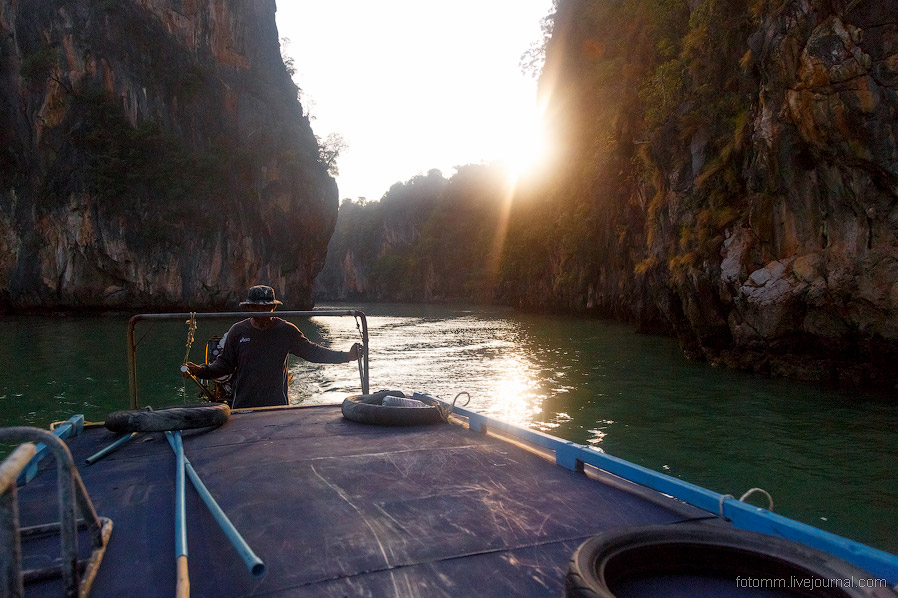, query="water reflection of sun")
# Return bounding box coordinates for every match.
[490,354,546,426]
[304,311,557,430]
